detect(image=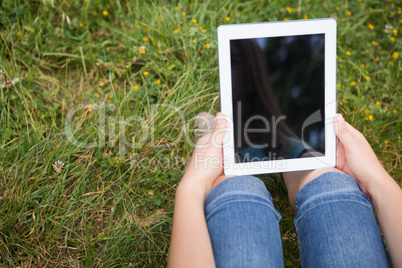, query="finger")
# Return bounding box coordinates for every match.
[212,112,227,145]
[334,114,370,147]
[343,121,370,146]
[336,137,346,169]
[334,114,357,148]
